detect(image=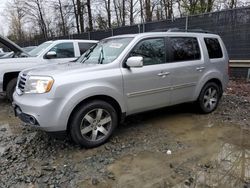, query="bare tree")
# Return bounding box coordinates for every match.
[113,0,121,26]
[72,0,80,33]
[52,0,68,35]
[128,0,140,25]
[86,0,93,31]
[103,0,111,28]
[7,0,26,42]
[23,0,49,38]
